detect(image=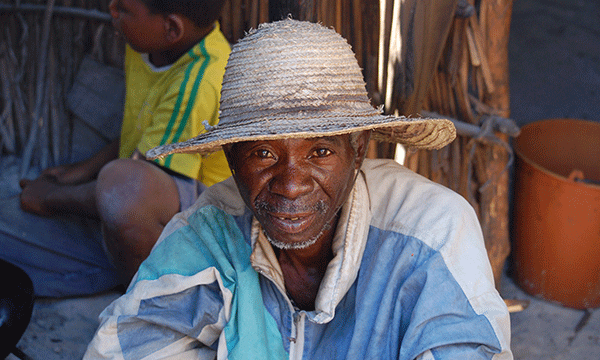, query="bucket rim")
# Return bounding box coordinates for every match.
[514,118,600,189]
